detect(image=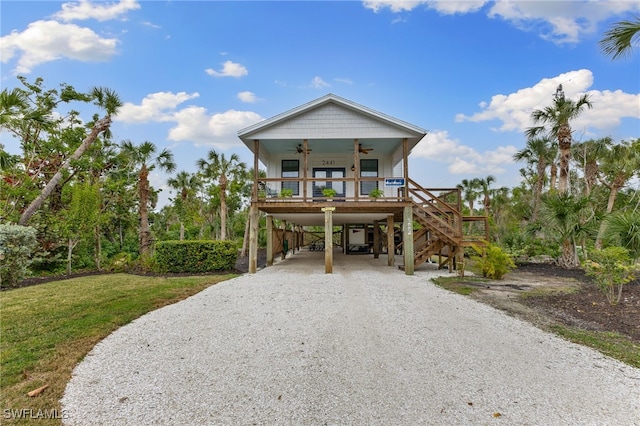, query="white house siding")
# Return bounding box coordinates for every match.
[251,103,416,140]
